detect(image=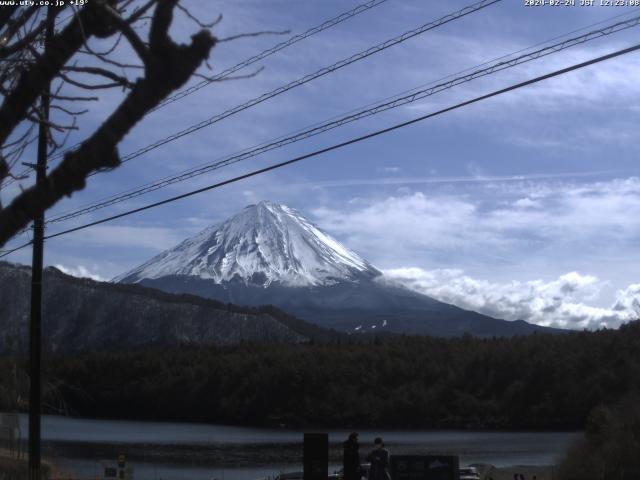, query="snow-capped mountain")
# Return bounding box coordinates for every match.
[116,201,562,338]
[115,201,380,286]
